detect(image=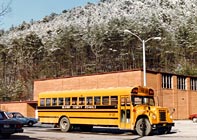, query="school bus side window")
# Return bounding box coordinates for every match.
[94,96,101,105]
[79,97,85,105]
[86,97,93,105]
[52,98,57,106]
[46,98,51,106]
[72,97,77,105]
[65,97,70,105]
[40,98,45,106]
[102,96,109,105]
[111,96,118,105]
[58,98,64,105]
